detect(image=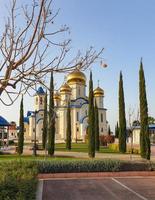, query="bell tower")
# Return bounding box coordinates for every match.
[34,86,46,111]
